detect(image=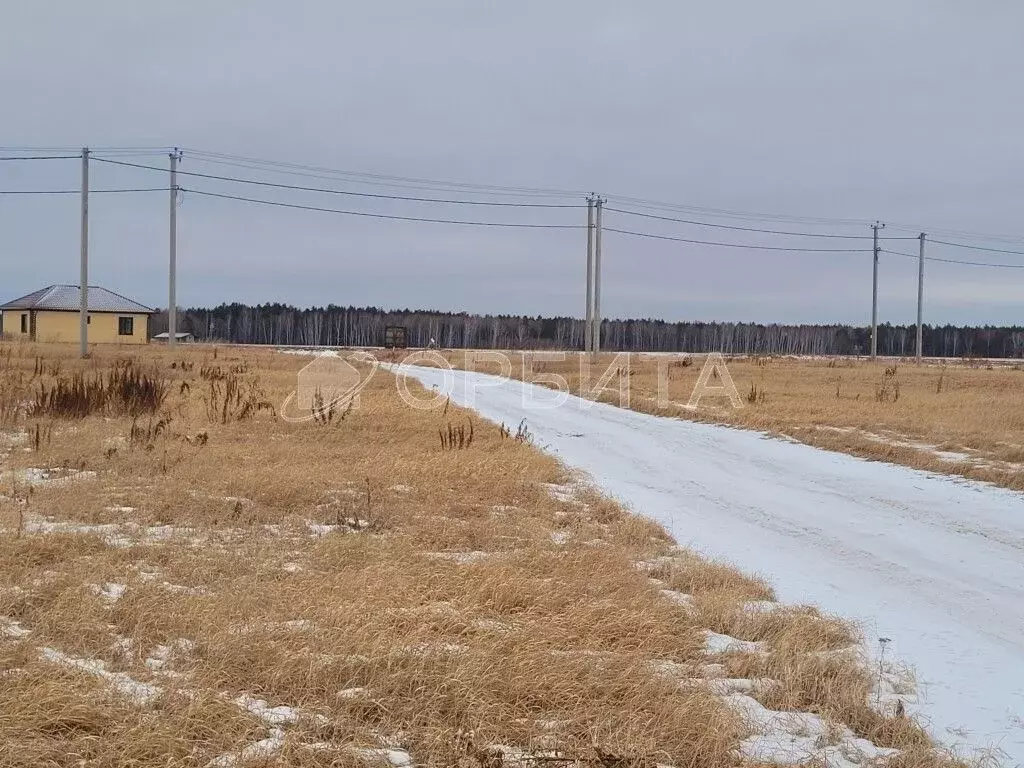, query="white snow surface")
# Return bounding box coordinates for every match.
[398,364,1024,764]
